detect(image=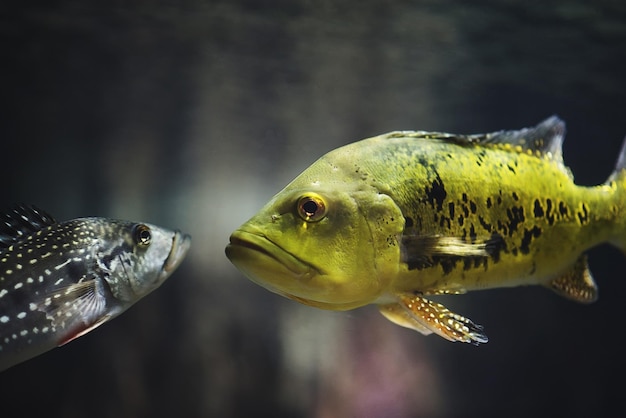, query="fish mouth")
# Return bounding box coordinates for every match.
[226,230,368,310]
[226,230,317,277]
[163,231,192,273]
